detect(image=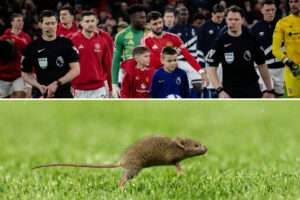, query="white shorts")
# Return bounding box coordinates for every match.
[0,77,27,98]
[74,86,108,99]
[177,61,201,88]
[206,62,223,89]
[257,67,285,95]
